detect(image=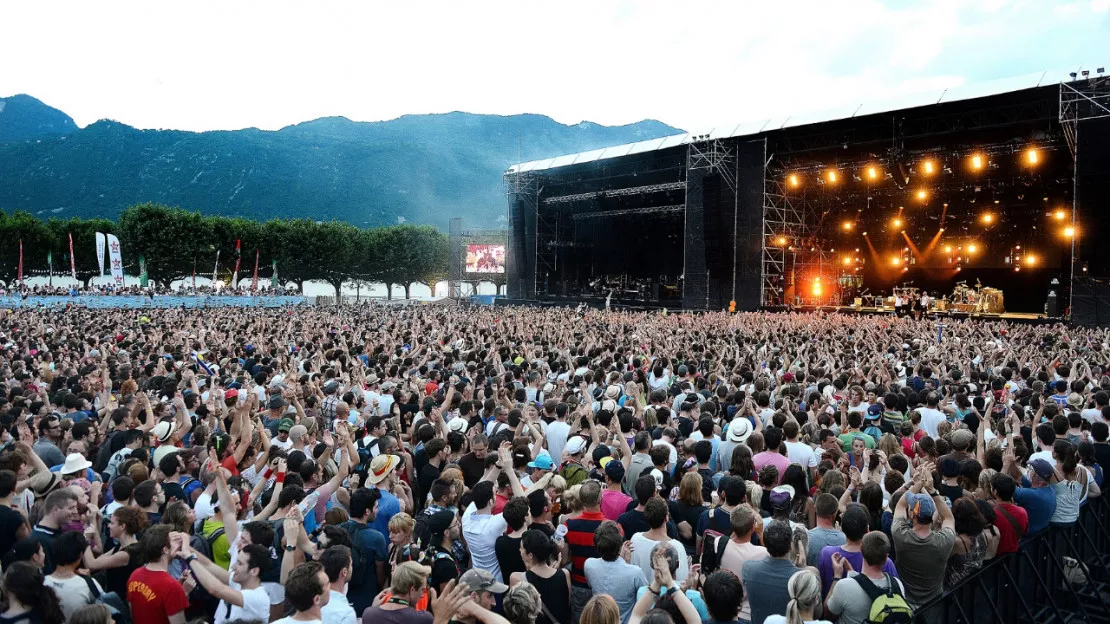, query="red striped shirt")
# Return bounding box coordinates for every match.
[565,511,606,587]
